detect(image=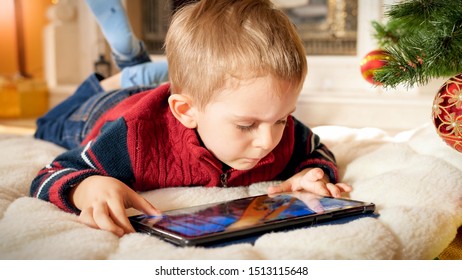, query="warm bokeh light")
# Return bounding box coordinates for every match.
[0,0,52,78]
[0,0,18,76]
